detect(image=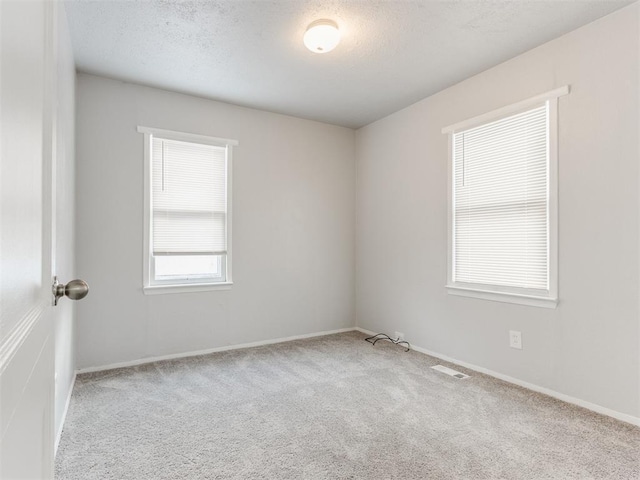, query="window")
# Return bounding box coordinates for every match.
[138,127,237,294]
[443,87,568,308]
